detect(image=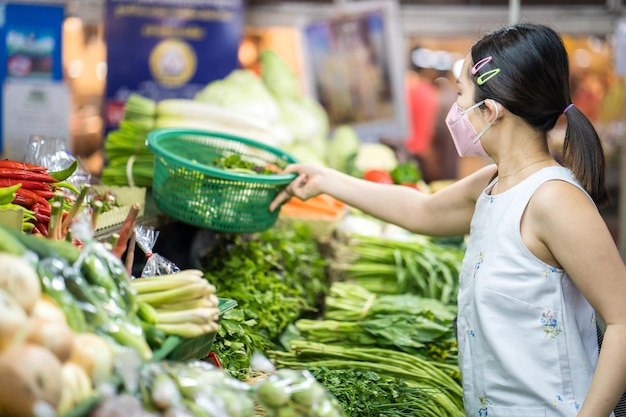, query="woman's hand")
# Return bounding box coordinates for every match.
[269,164,328,212]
